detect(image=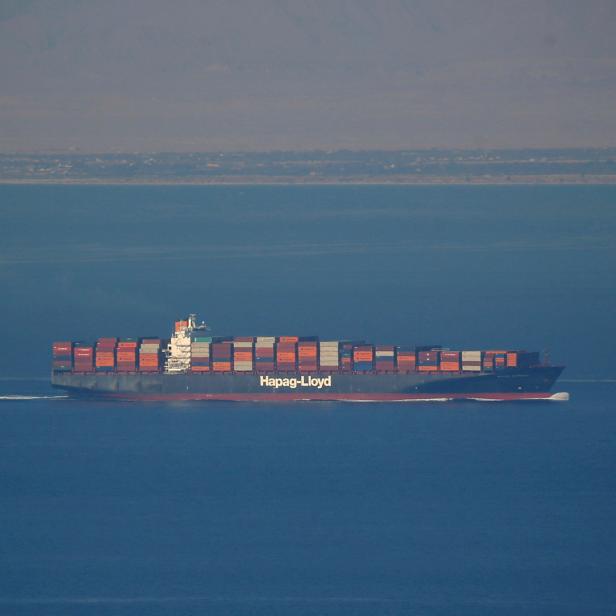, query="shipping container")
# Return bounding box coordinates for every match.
[278,336,299,343]
[396,349,416,372]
